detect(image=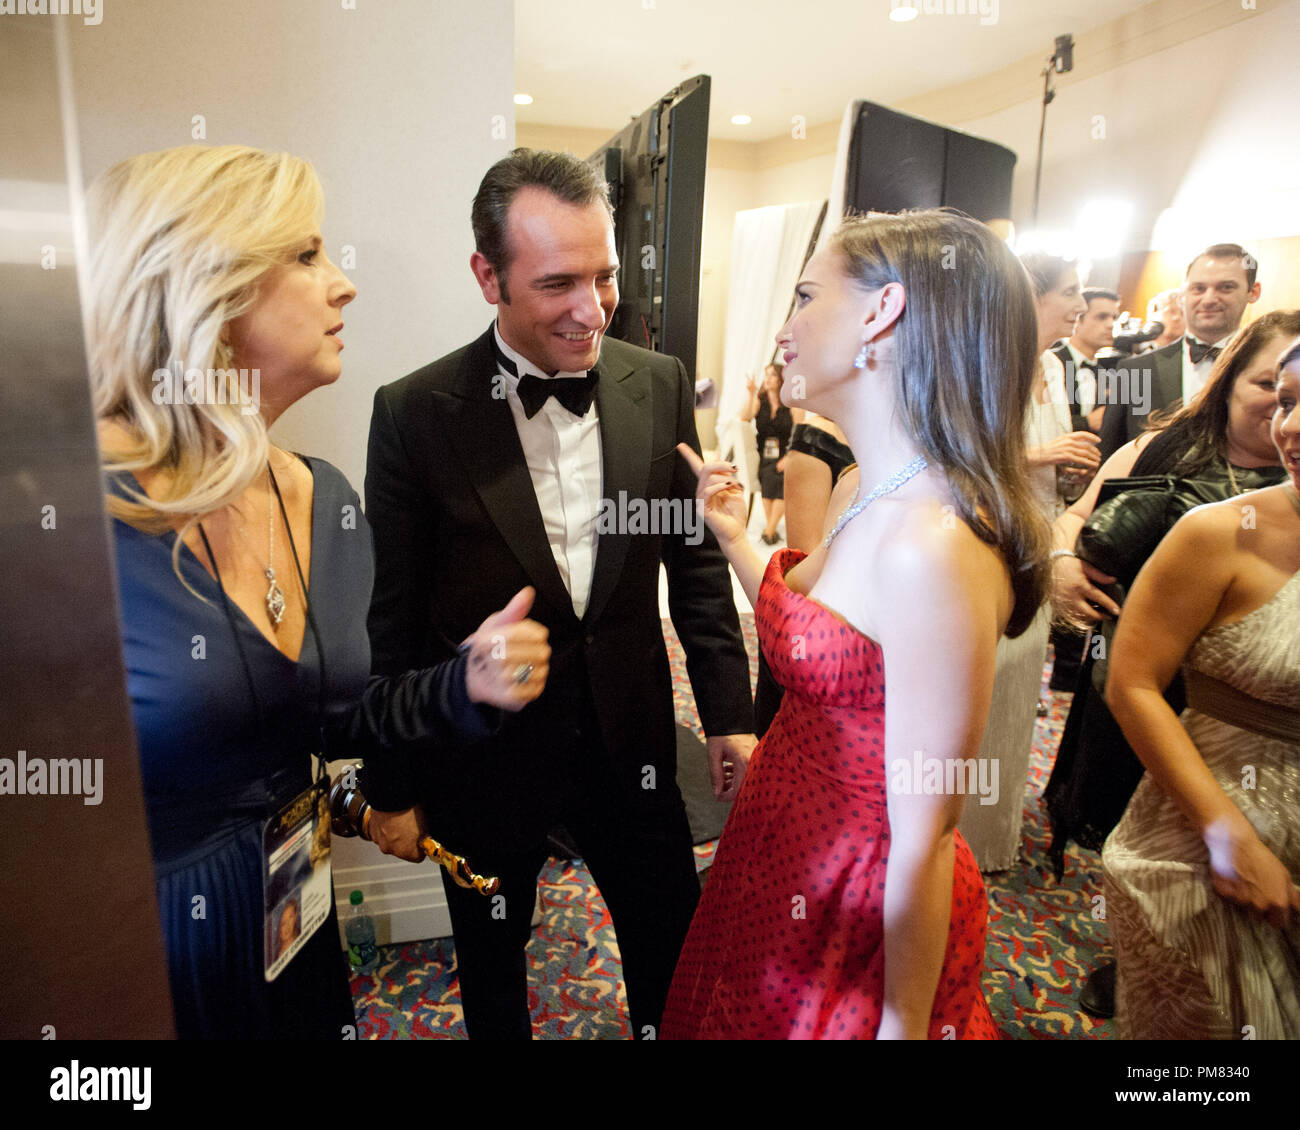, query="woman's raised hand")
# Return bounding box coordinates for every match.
[677,443,748,549]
